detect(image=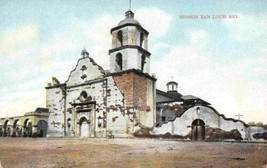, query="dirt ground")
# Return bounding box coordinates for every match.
[0,138,266,168]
